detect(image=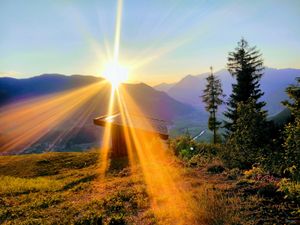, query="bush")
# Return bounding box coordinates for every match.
[169,135,198,158]
[222,100,270,169]
[277,78,300,181]
[282,120,300,181]
[188,154,211,168]
[179,148,194,159]
[169,136,222,160]
[278,179,300,202]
